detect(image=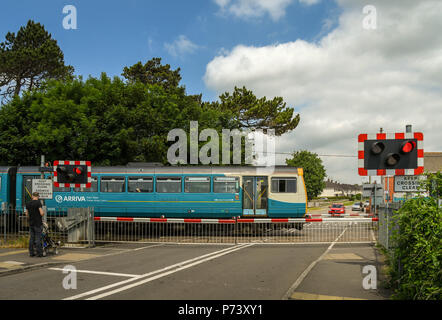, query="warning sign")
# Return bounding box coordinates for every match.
[32,179,53,200]
[394,175,425,192]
